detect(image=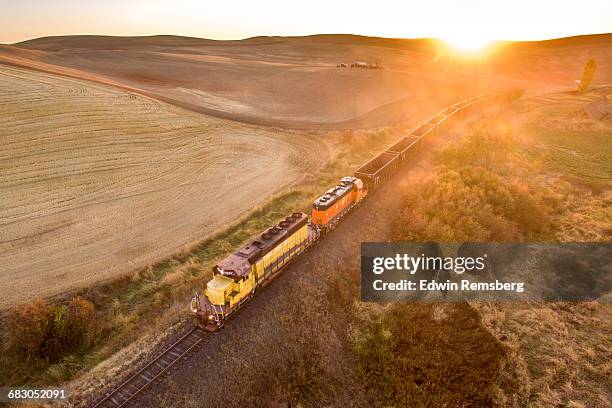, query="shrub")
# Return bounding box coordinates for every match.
[5,299,52,361]
[394,167,551,242]
[438,122,518,173]
[6,296,97,362]
[393,122,553,242]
